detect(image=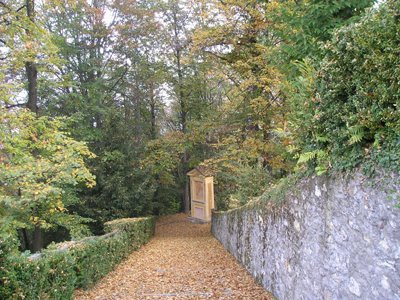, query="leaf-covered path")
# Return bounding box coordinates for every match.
[74,214,273,299]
